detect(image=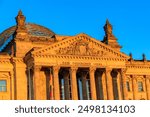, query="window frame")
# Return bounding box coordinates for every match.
[138,81,144,92]
[0,80,7,92]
